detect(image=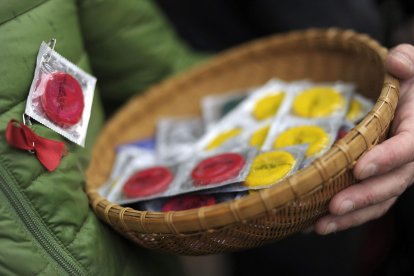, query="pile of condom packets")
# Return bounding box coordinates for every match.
[100,79,373,211]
